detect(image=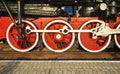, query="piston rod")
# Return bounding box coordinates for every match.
[17,0,23,38]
